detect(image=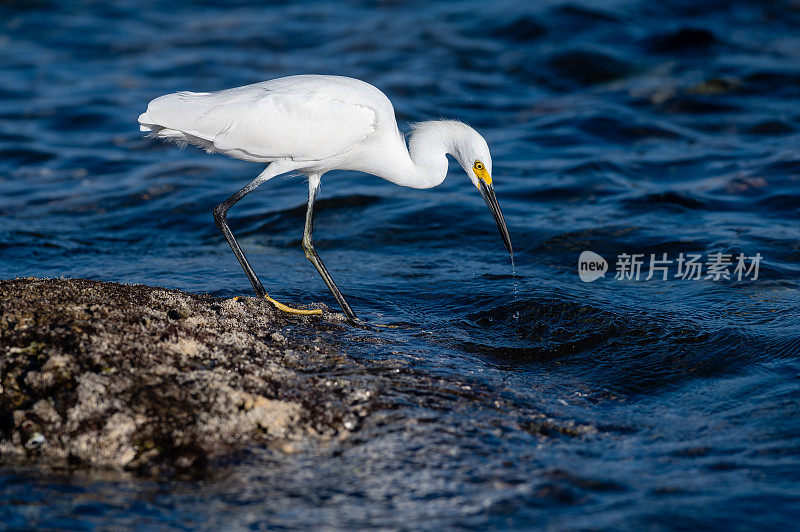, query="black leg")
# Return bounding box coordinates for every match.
[213,166,322,316]
[213,171,272,297]
[302,175,358,321]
